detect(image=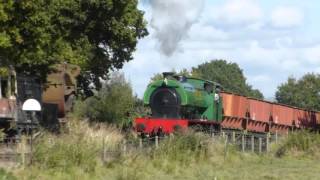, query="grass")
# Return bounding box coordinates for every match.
[6,119,320,180]
[0,168,16,180]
